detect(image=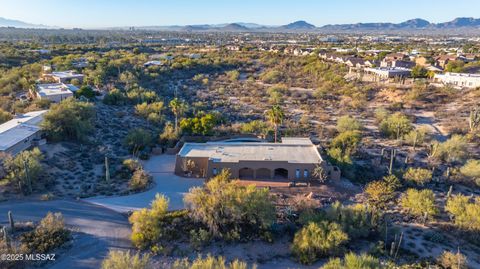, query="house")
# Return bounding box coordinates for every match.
[434,55,462,69]
[0,110,48,157]
[33,83,78,103]
[364,67,412,79]
[434,72,480,88]
[384,53,408,62]
[42,70,84,84]
[380,60,416,69]
[175,137,340,181]
[143,60,163,67]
